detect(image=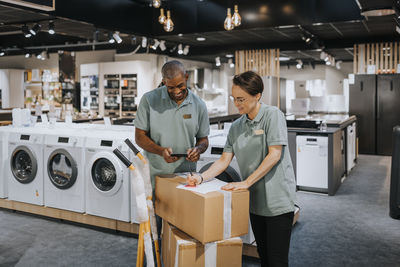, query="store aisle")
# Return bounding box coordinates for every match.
[1,155,399,267]
[290,155,400,266]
